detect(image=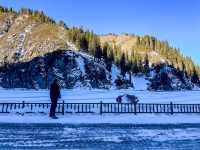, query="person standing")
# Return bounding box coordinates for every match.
[49,79,61,119]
